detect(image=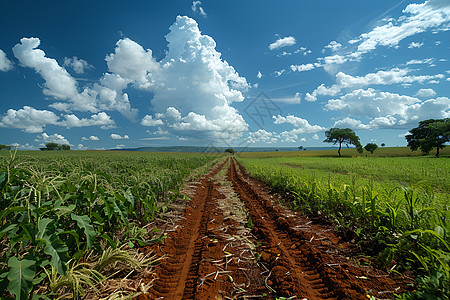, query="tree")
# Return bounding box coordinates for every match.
[381,143,385,147]
[224,148,235,154]
[406,118,449,157]
[0,144,11,150]
[298,146,303,150]
[323,128,363,157]
[39,143,71,151]
[364,143,378,154]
